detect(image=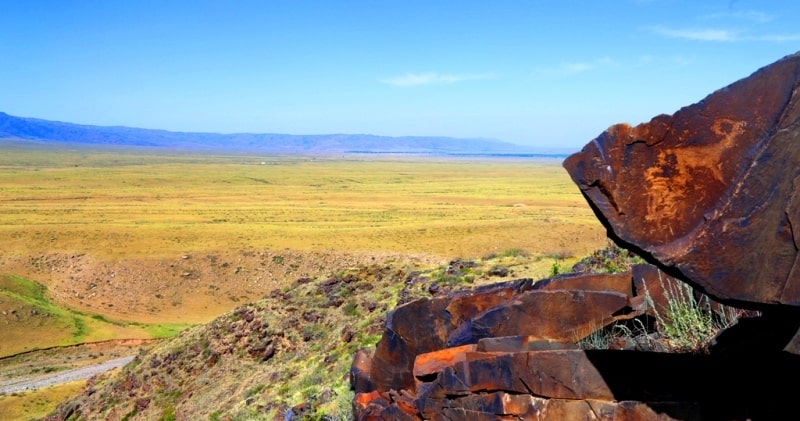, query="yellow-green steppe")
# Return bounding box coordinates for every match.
[0,147,606,353]
[0,146,607,420]
[0,149,602,259]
